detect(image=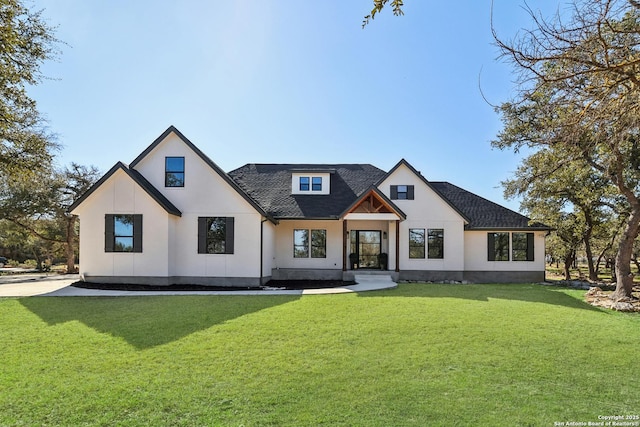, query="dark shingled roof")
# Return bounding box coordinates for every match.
[430,182,549,230]
[68,162,182,216]
[228,164,388,219]
[228,163,549,230]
